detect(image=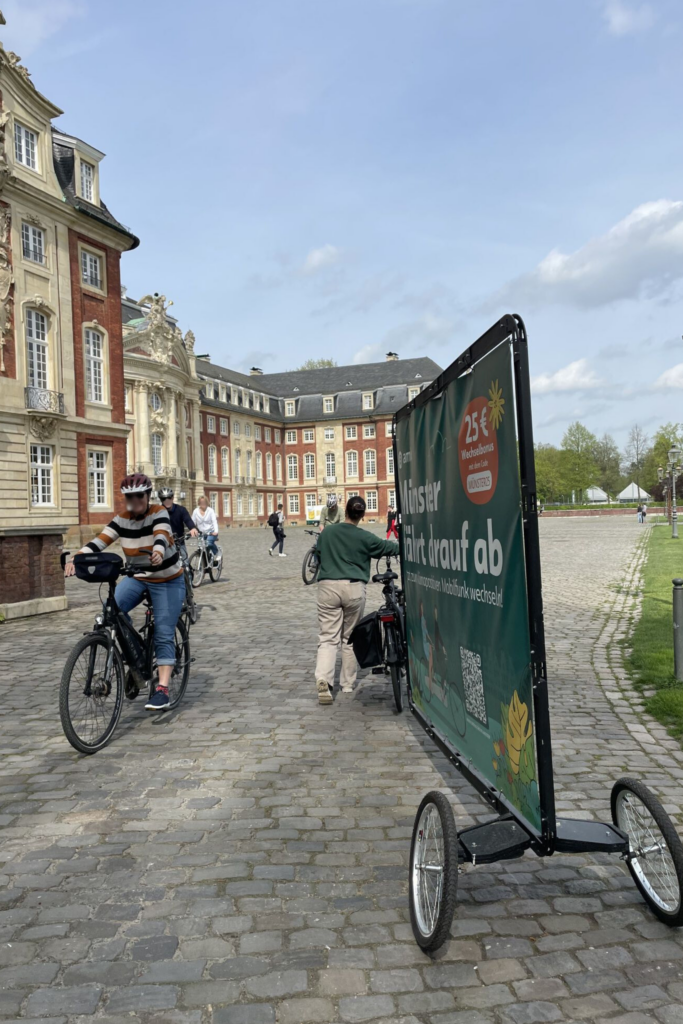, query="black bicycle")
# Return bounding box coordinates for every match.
[174,533,198,625]
[302,529,321,585]
[372,555,407,712]
[59,551,191,754]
